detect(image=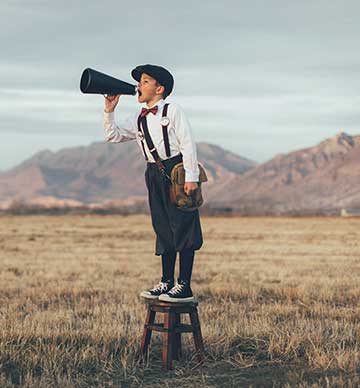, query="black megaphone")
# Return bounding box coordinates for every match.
[80,68,137,96]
